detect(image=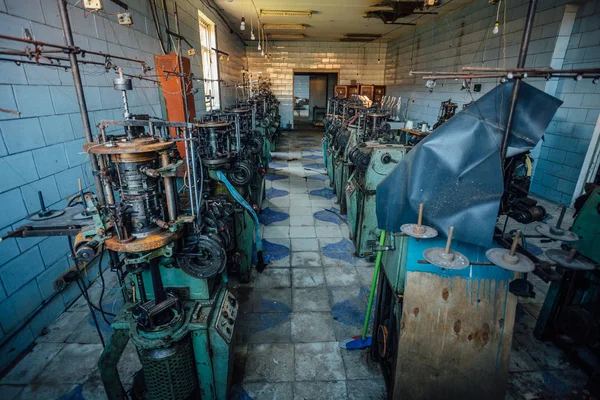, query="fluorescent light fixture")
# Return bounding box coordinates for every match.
[345,33,382,38]
[340,38,373,42]
[263,24,306,30]
[260,9,312,17]
[267,33,305,39]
